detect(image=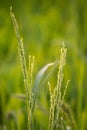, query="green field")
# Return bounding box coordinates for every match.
[0,1,87,130]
